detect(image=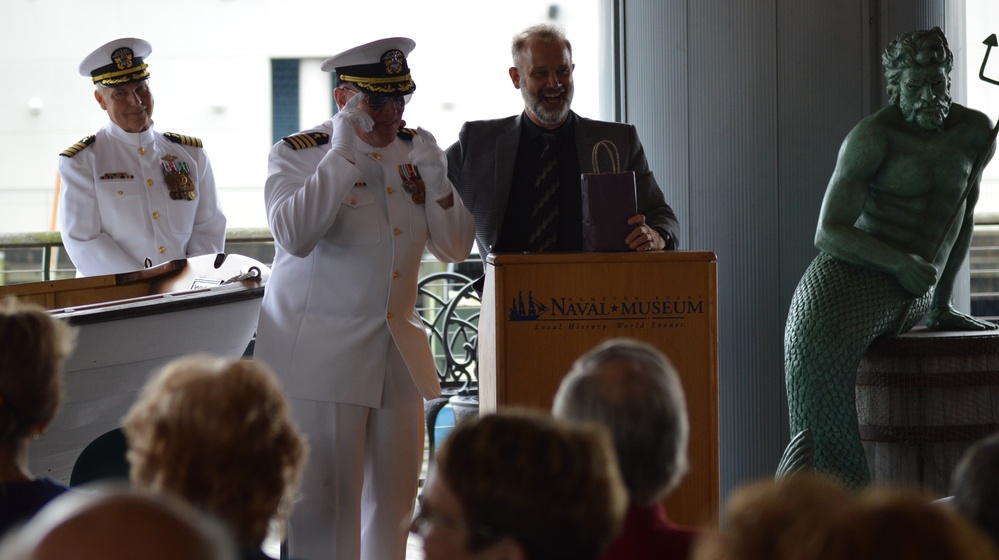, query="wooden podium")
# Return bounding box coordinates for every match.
[478,251,719,526]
